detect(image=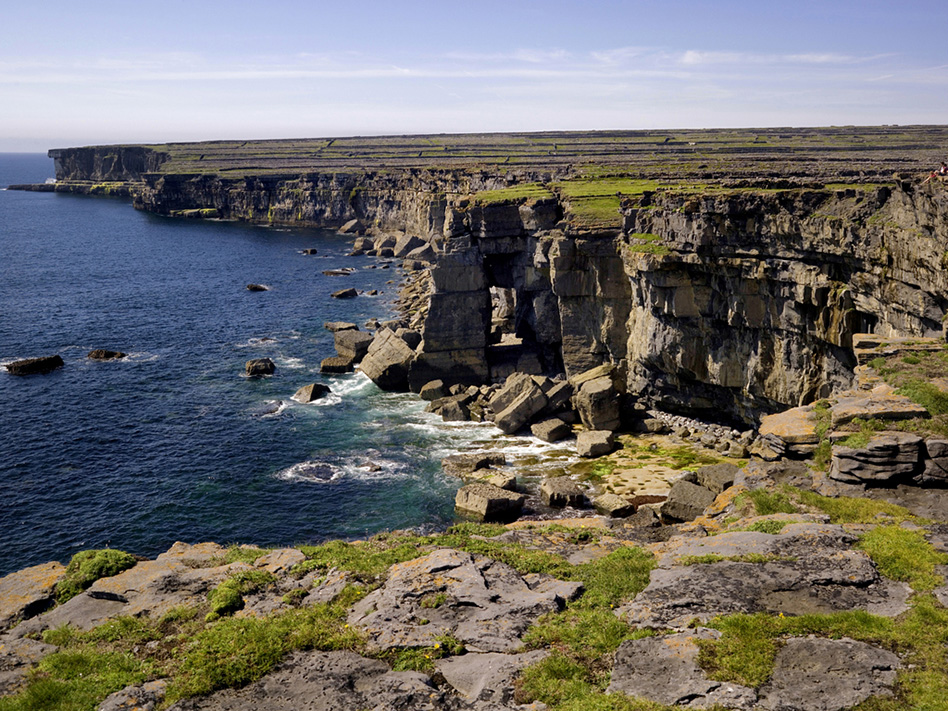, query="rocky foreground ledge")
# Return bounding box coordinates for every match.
[3,457,948,711]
